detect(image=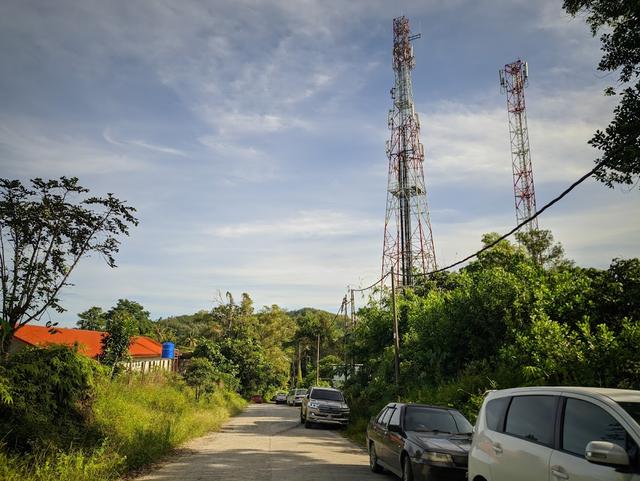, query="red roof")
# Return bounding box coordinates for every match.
[13,324,164,359]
